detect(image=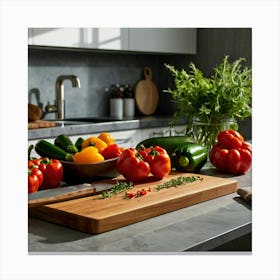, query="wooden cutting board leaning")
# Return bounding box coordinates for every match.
[28,120,56,129]
[29,172,237,234]
[135,67,159,115]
